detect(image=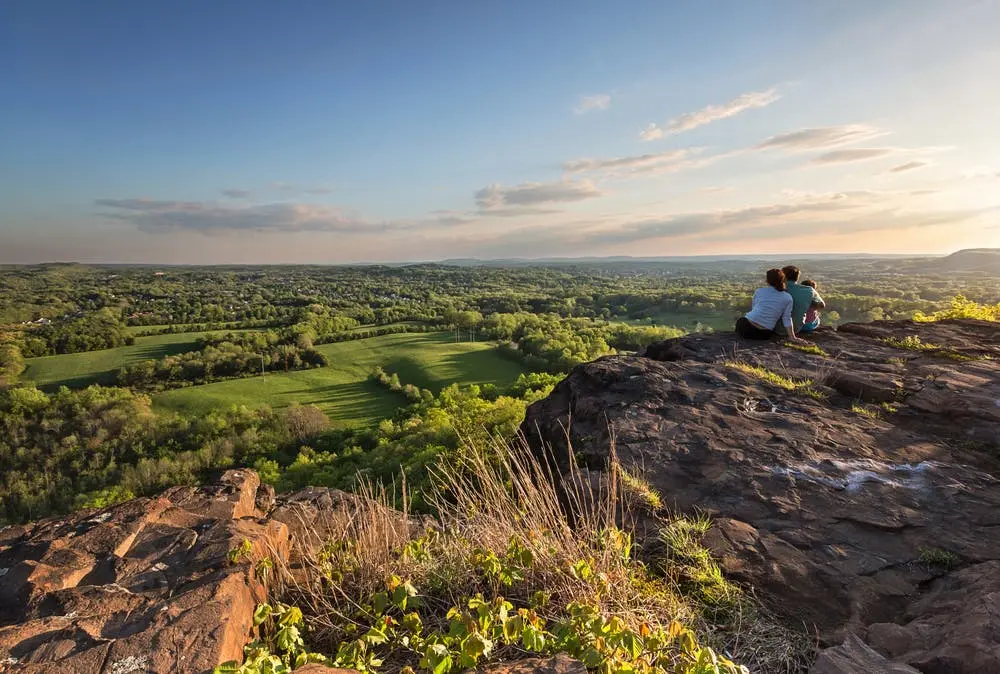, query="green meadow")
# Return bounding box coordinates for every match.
[152,332,526,427]
[21,330,246,390]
